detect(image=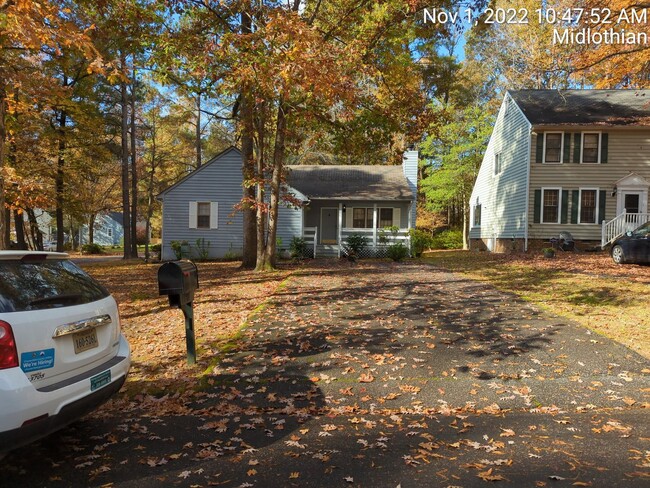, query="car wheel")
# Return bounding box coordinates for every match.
[611,245,625,264]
